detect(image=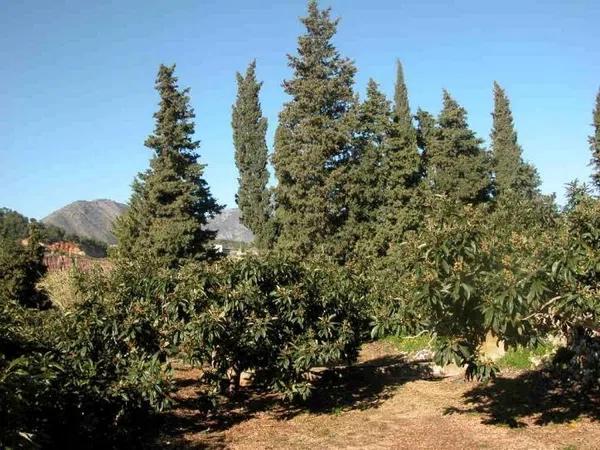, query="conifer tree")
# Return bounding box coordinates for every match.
[416,108,437,157]
[232,61,271,249]
[343,79,390,260]
[272,1,356,258]
[590,88,600,190]
[379,60,421,245]
[491,82,539,198]
[422,91,492,204]
[115,64,222,267]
